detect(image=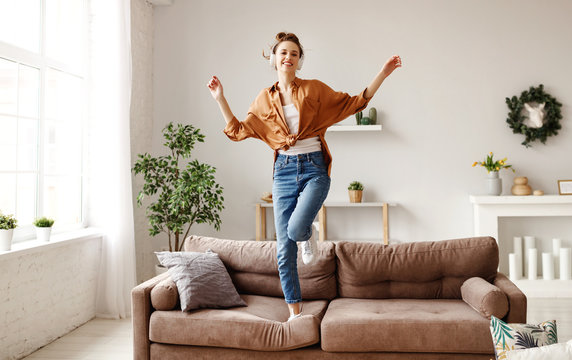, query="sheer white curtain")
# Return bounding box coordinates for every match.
[88,0,136,319]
